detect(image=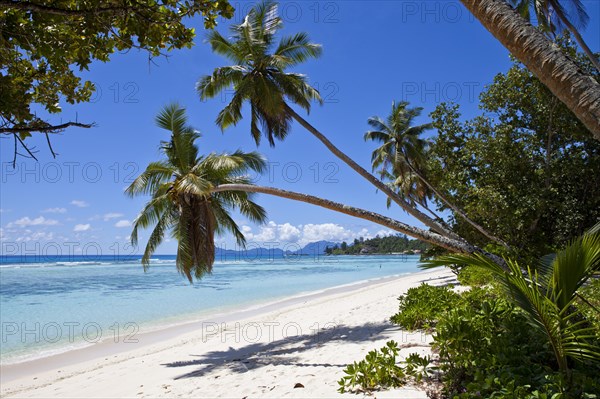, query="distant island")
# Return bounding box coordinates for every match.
[325,234,429,255]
